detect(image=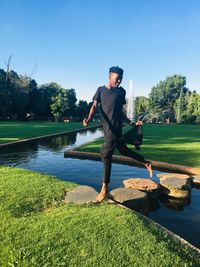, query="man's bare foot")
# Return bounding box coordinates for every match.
[93,191,108,203]
[92,182,108,203]
[144,161,153,178]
